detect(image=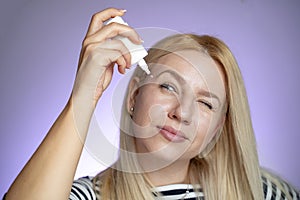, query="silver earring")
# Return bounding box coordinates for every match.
[129,107,134,118]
